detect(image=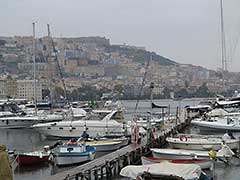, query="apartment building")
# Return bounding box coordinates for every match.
[17,80,42,101]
